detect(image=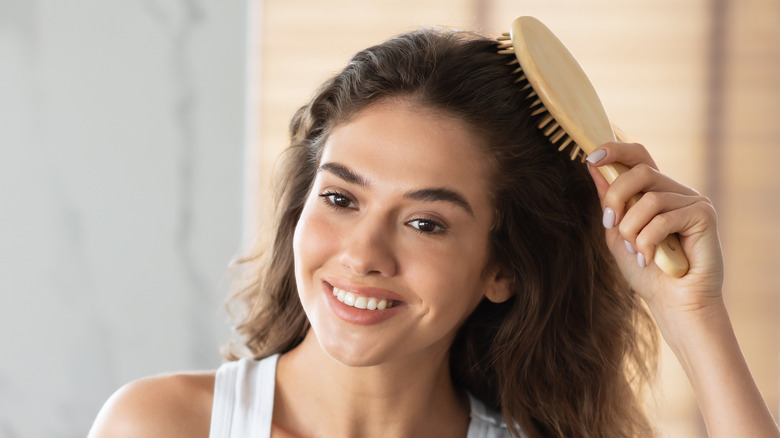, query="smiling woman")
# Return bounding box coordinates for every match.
[292,99,508,368]
[225,31,656,437]
[88,27,779,438]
